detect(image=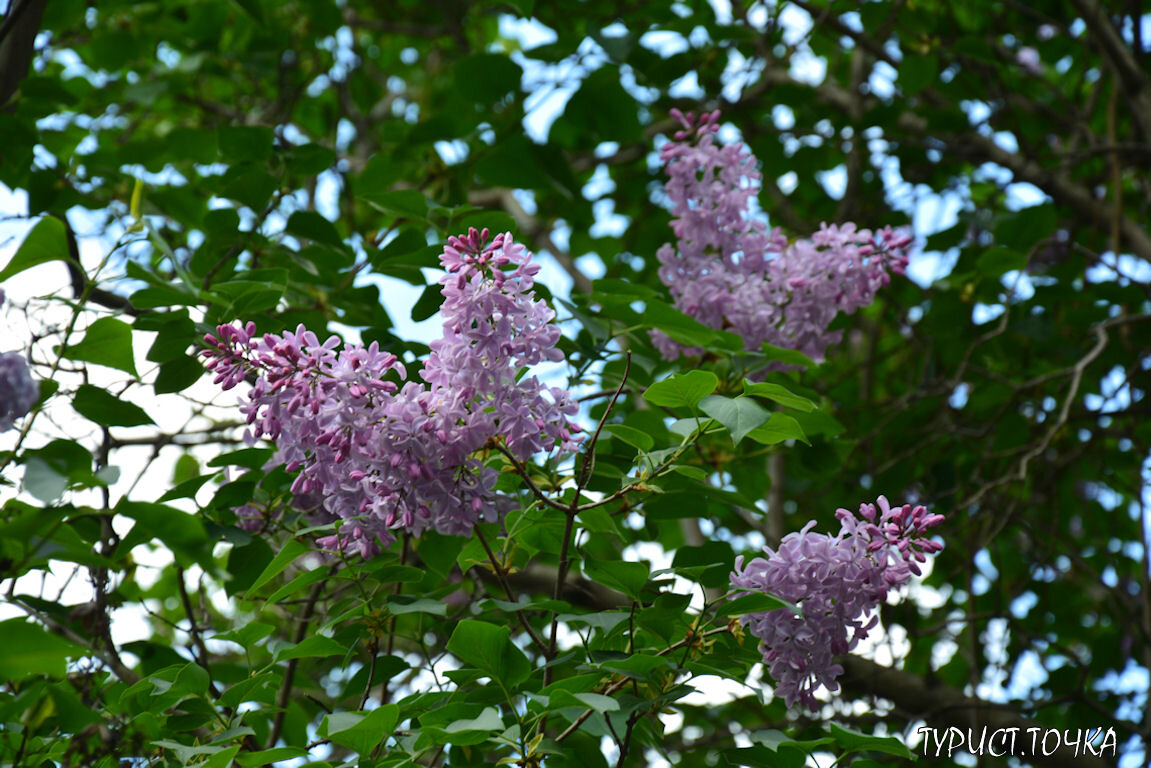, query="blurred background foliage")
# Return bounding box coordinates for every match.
[0,0,1149,766]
